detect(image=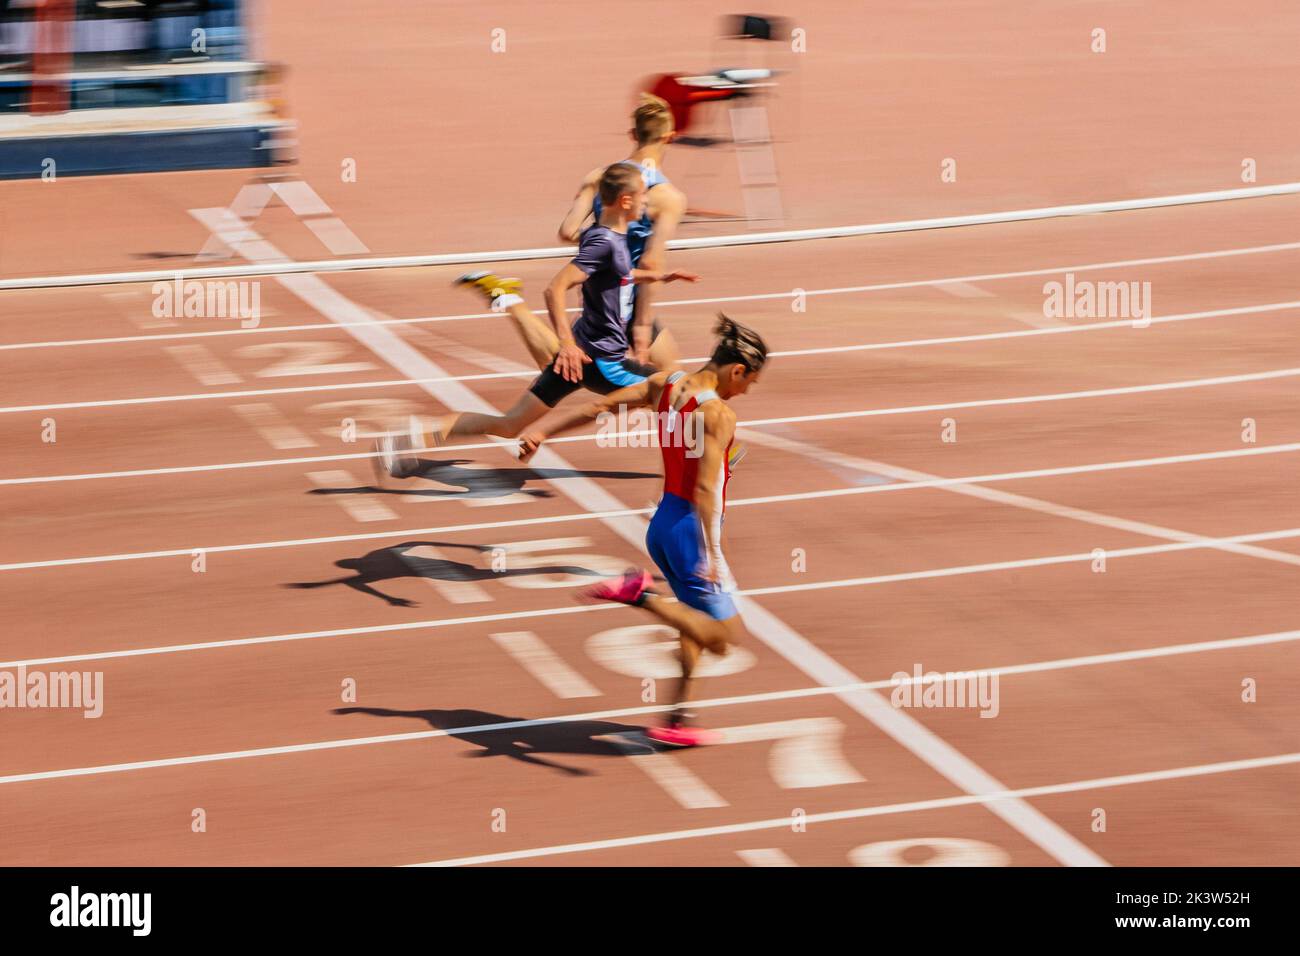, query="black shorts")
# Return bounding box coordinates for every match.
[529,354,657,408]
